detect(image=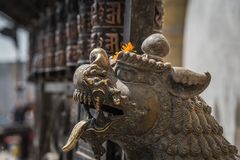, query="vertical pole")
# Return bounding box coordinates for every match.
[123,0,156,53]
